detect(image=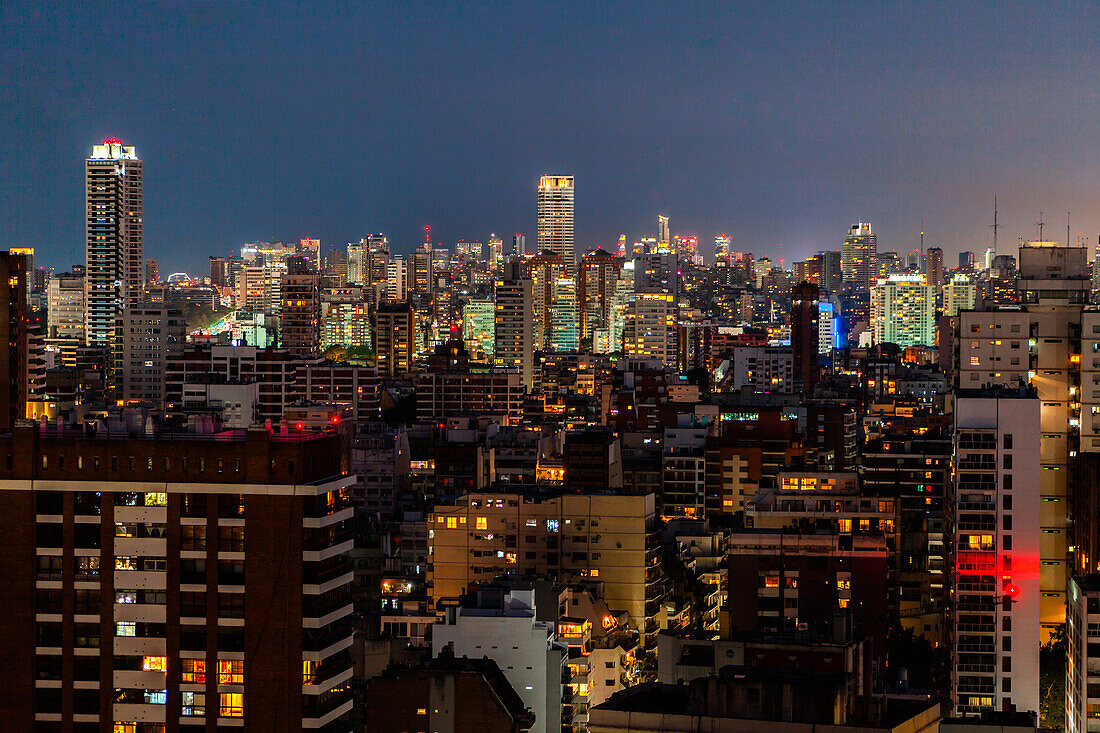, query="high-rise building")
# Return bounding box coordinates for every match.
[298,237,321,271]
[529,252,569,350]
[959,251,975,269]
[623,290,677,365]
[791,282,820,389]
[943,273,977,317]
[951,389,1040,716]
[1068,575,1100,733]
[119,304,185,404]
[46,268,85,367]
[511,233,526,259]
[85,139,143,352]
[0,252,27,432]
[386,257,408,303]
[657,214,670,251]
[493,271,534,391]
[0,424,355,731]
[144,257,159,285]
[279,273,321,356]
[715,234,732,263]
[487,234,503,271]
[956,242,1090,631]
[841,222,877,291]
[411,243,434,295]
[375,302,416,377]
[537,175,575,272]
[209,256,227,287]
[925,246,944,289]
[548,276,578,352]
[578,248,622,342]
[870,275,935,347]
[462,299,495,357]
